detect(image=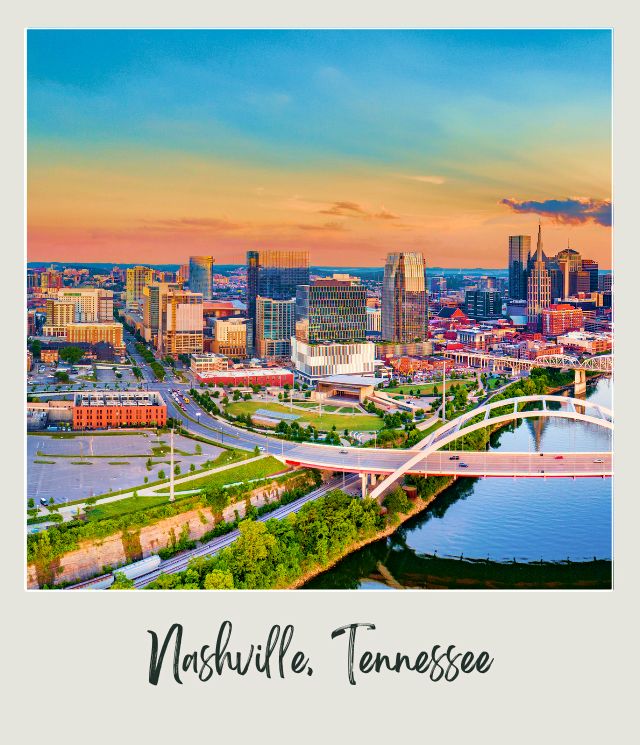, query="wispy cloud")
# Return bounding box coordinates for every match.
[140,217,244,231]
[404,175,446,185]
[318,201,399,221]
[295,221,348,233]
[500,197,612,227]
